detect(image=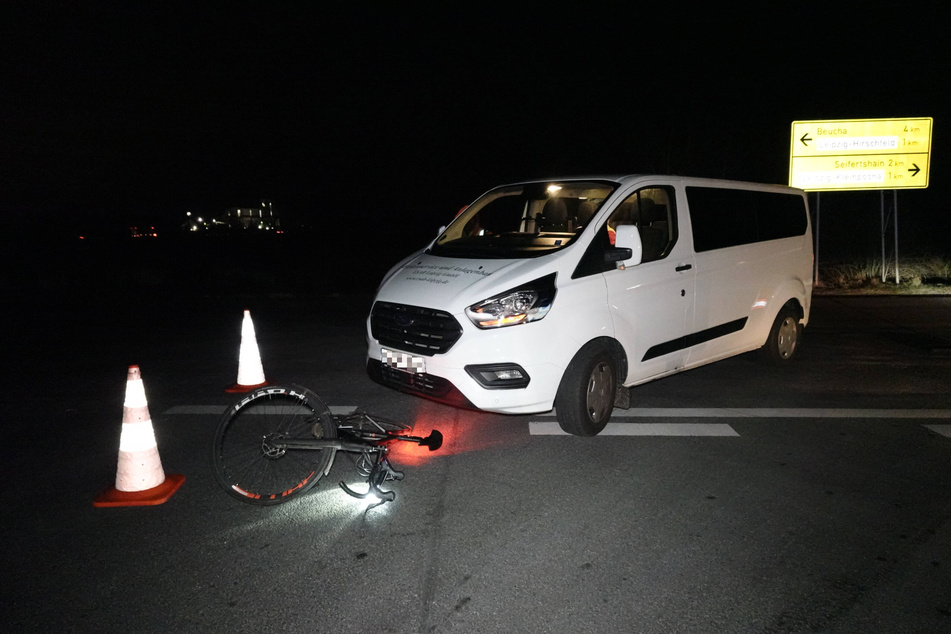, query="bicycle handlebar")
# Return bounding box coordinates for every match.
[339,480,396,504]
